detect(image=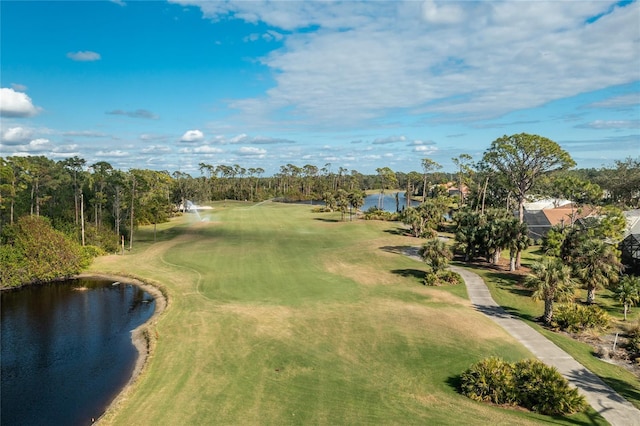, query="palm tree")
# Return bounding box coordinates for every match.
[572,239,622,304]
[419,238,452,274]
[614,275,640,321]
[347,190,365,221]
[525,257,575,324]
[335,189,349,221]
